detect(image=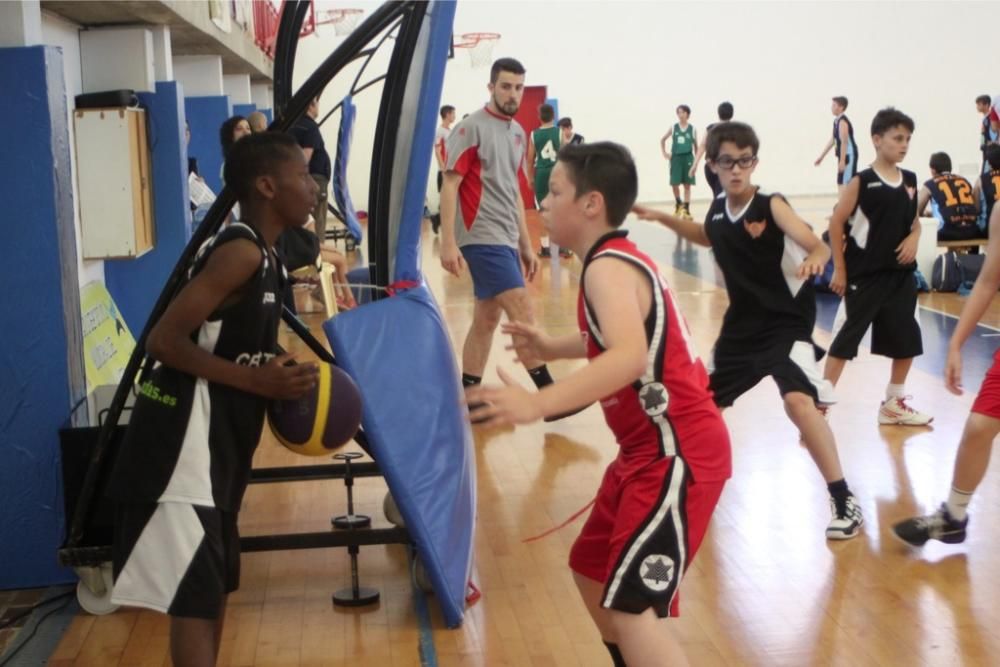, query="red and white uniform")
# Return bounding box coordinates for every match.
[569,230,731,618]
